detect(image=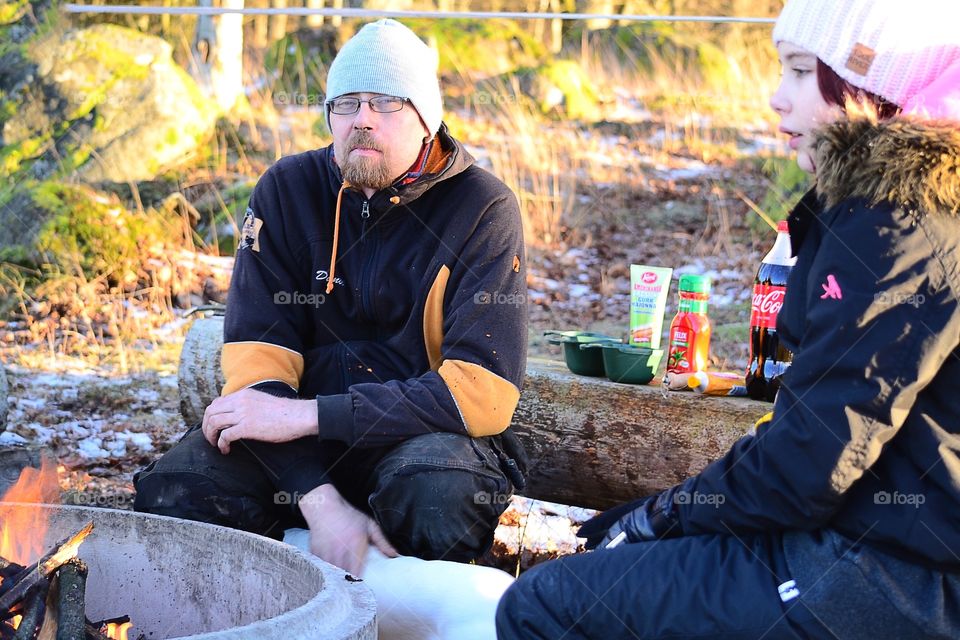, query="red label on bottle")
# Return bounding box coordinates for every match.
[750,284,786,329]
